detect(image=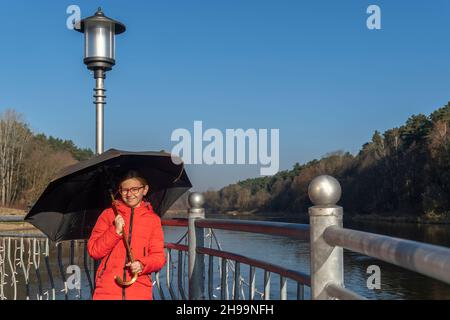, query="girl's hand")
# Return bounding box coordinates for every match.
[114,215,125,236]
[126,261,143,274]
